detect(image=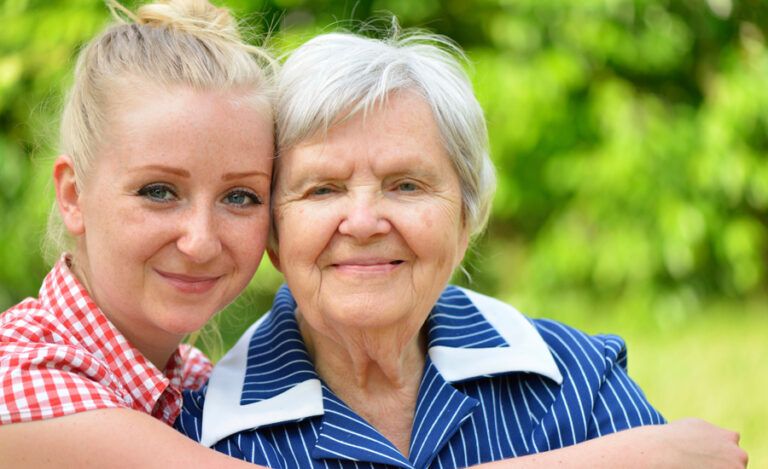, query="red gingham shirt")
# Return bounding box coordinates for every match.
[0,257,212,425]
